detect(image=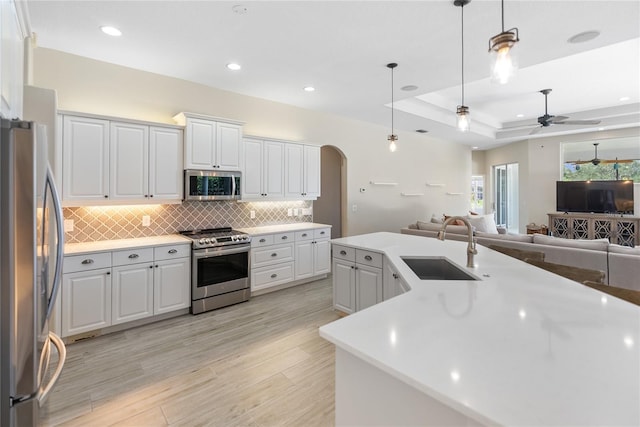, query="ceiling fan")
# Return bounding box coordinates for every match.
[573,142,634,166]
[529,89,601,135]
